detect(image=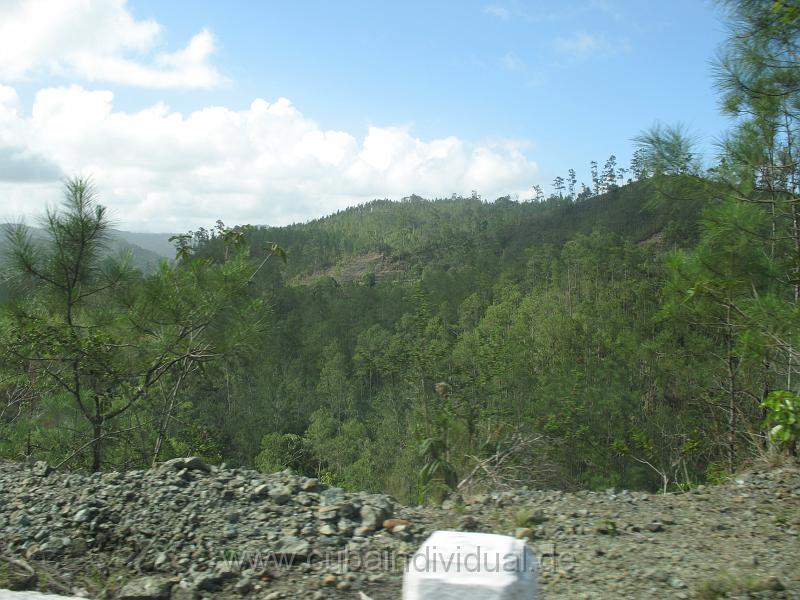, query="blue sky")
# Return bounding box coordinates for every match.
[0,0,731,231]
